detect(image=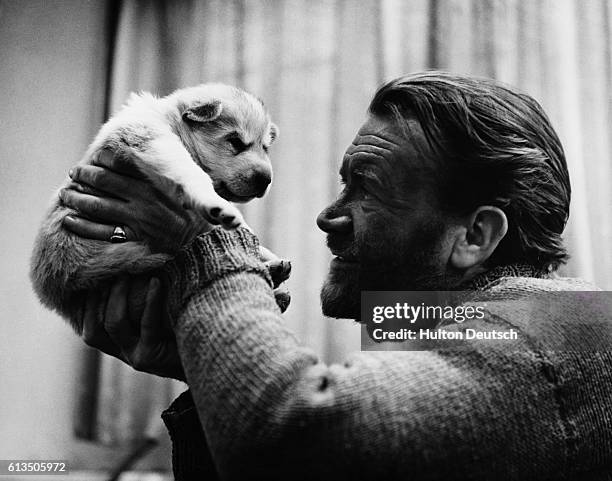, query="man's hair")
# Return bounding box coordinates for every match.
[369,71,571,271]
